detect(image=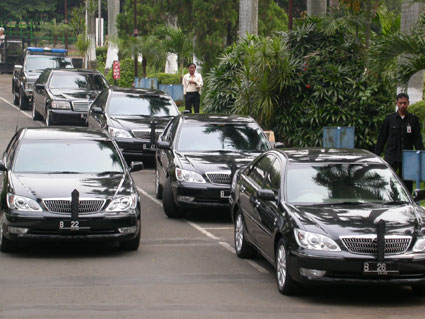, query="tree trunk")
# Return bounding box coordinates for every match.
[400,0,425,104]
[105,0,119,70]
[307,0,327,16]
[86,0,97,69]
[238,0,258,40]
[142,58,147,78]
